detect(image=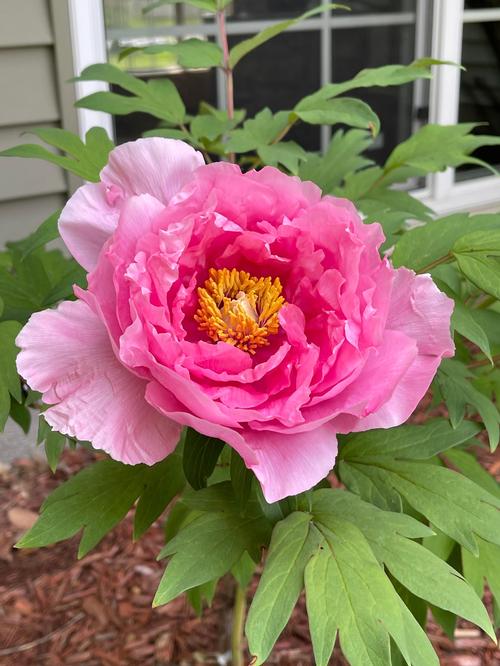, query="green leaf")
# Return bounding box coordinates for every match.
[295,97,380,135]
[363,459,500,554]
[6,211,61,260]
[133,453,185,539]
[462,537,500,612]
[182,427,224,490]
[257,141,307,174]
[186,578,218,616]
[386,123,500,174]
[44,429,66,473]
[225,108,289,153]
[230,450,253,511]
[137,39,223,69]
[439,360,500,450]
[451,298,493,364]
[298,129,373,193]
[455,254,500,300]
[154,511,267,606]
[454,229,500,255]
[0,127,113,182]
[229,4,347,68]
[299,58,451,108]
[377,534,494,639]
[443,448,500,499]
[340,419,480,462]
[246,512,322,664]
[16,457,180,557]
[0,320,23,402]
[306,515,438,666]
[392,212,500,272]
[231,551,255,588]
[9,399,31,434]
[75,64,185,125]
